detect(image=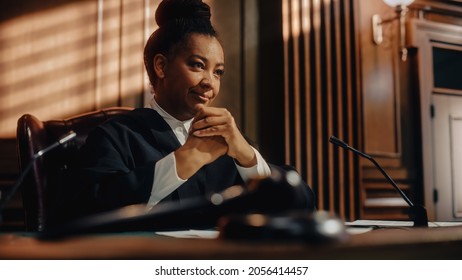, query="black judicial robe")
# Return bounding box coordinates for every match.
[63,108,243,218]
